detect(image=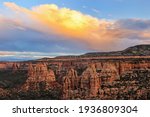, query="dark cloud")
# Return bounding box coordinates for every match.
[115,19,150,30]
[0,17,87,55]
